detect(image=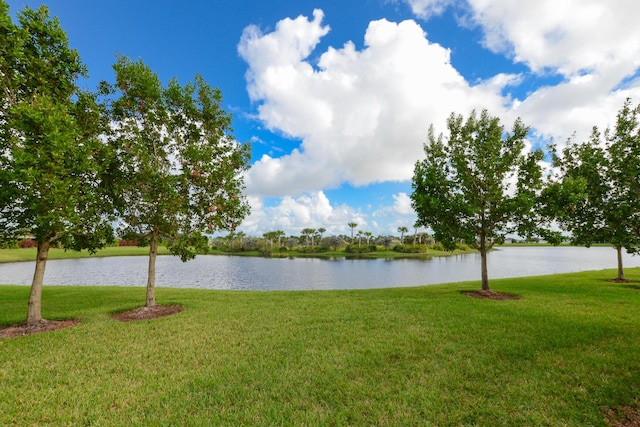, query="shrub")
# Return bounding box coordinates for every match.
[345,245,377,254]
[0,240,18,249]
[18,239,37,248]
[392,244,423,253]
[432,242,445,251]
[118,239,139,247]
[297,246,328,253]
